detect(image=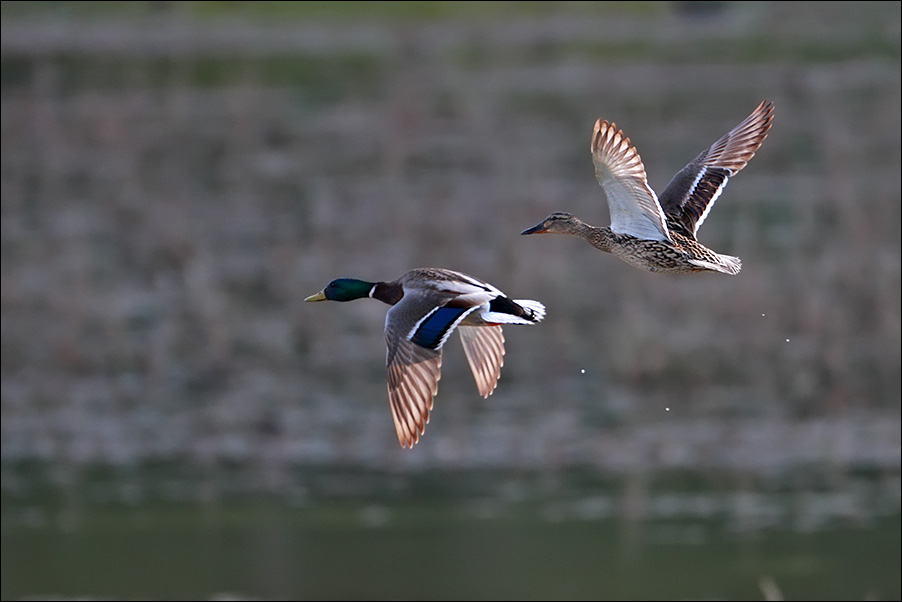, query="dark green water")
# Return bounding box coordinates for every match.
[2,500,899,601]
